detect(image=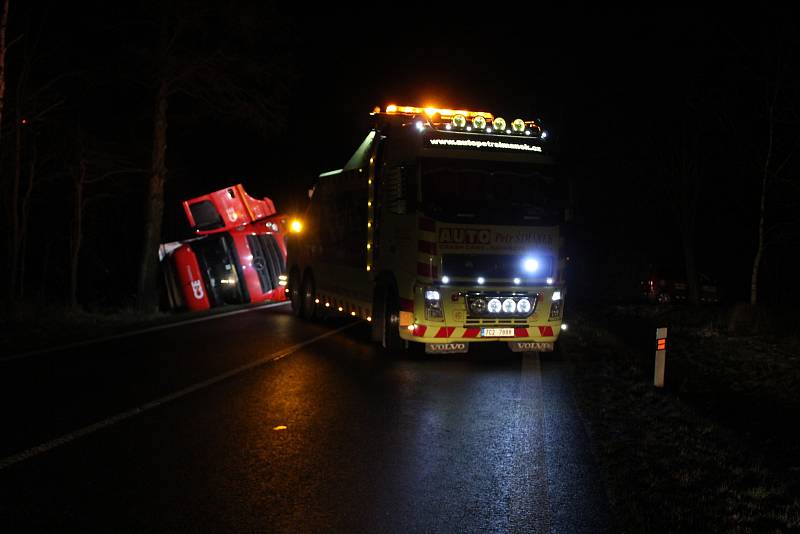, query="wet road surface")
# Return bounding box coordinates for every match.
[0,305,609,532]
